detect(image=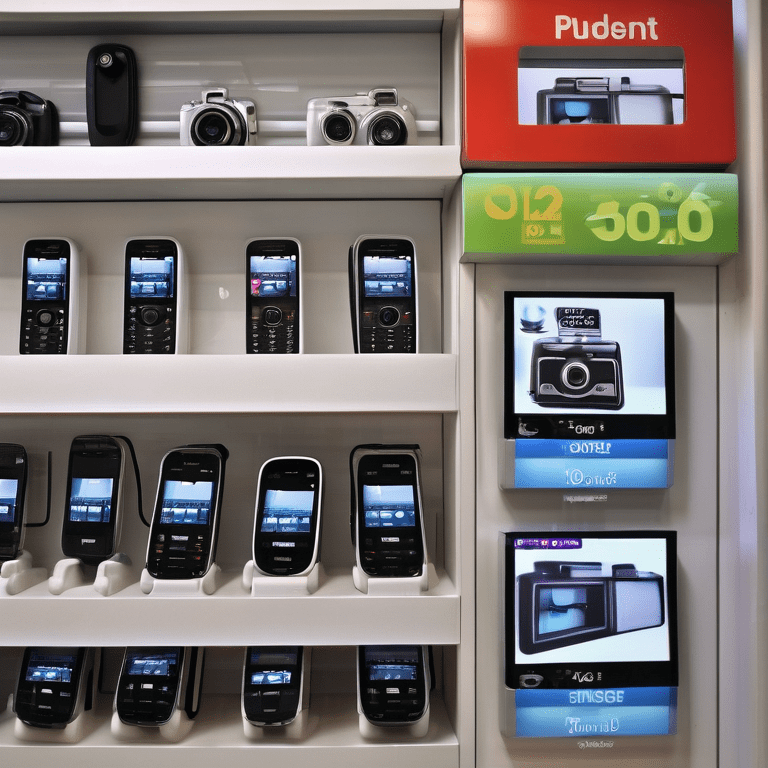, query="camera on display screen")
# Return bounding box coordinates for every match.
[307,88,417,146]
[0,90,58,146]
[529,307,624,409]
[180,88,257,146]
